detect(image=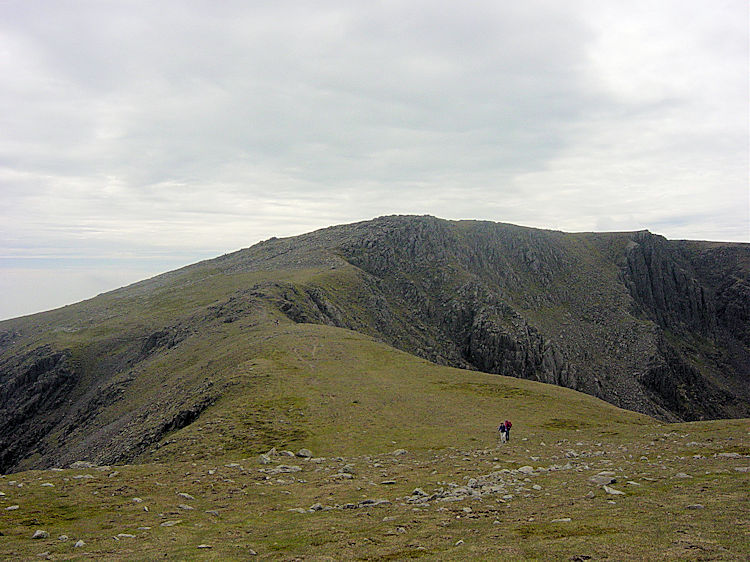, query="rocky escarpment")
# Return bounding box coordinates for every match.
[623,232,716,334]
[266,216,748,421]
[0,346,78,472]
[621,232,750,419]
